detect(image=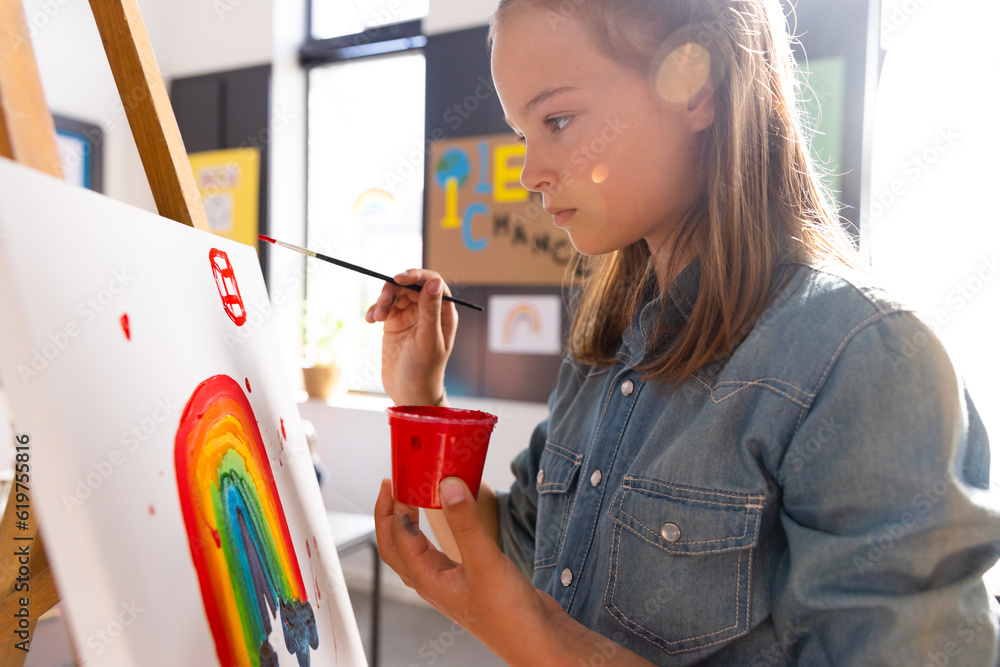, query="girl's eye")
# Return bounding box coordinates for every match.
[514,116,573,144]
[546,116,572,133]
